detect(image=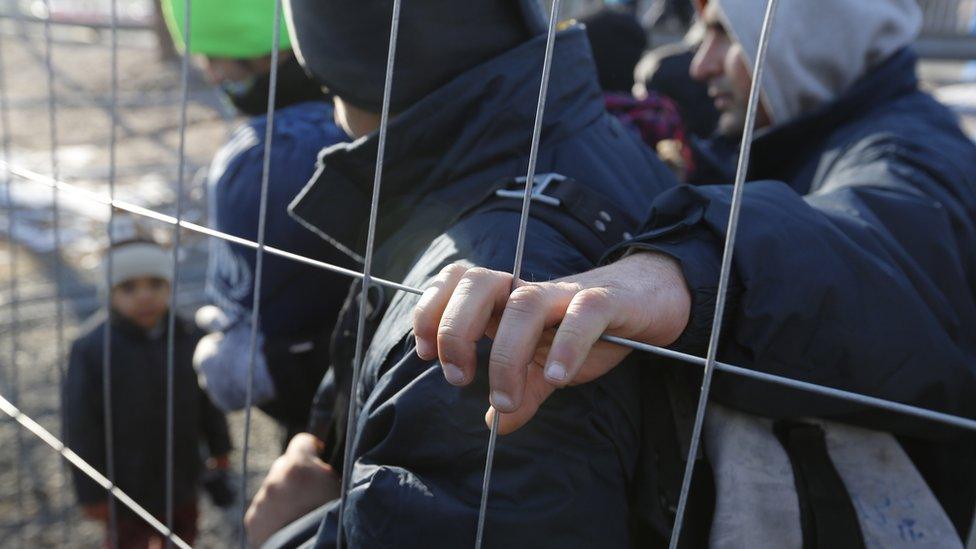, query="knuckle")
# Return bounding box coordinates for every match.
[436,324,467,342]
[462,266,496,284]
[443,262,470,278]
[573,287,614,314]
[555,323,588,345]
[261,481,281,501]
[280,462,307,484]
[488,346,519,372]
[506,285,546,314]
